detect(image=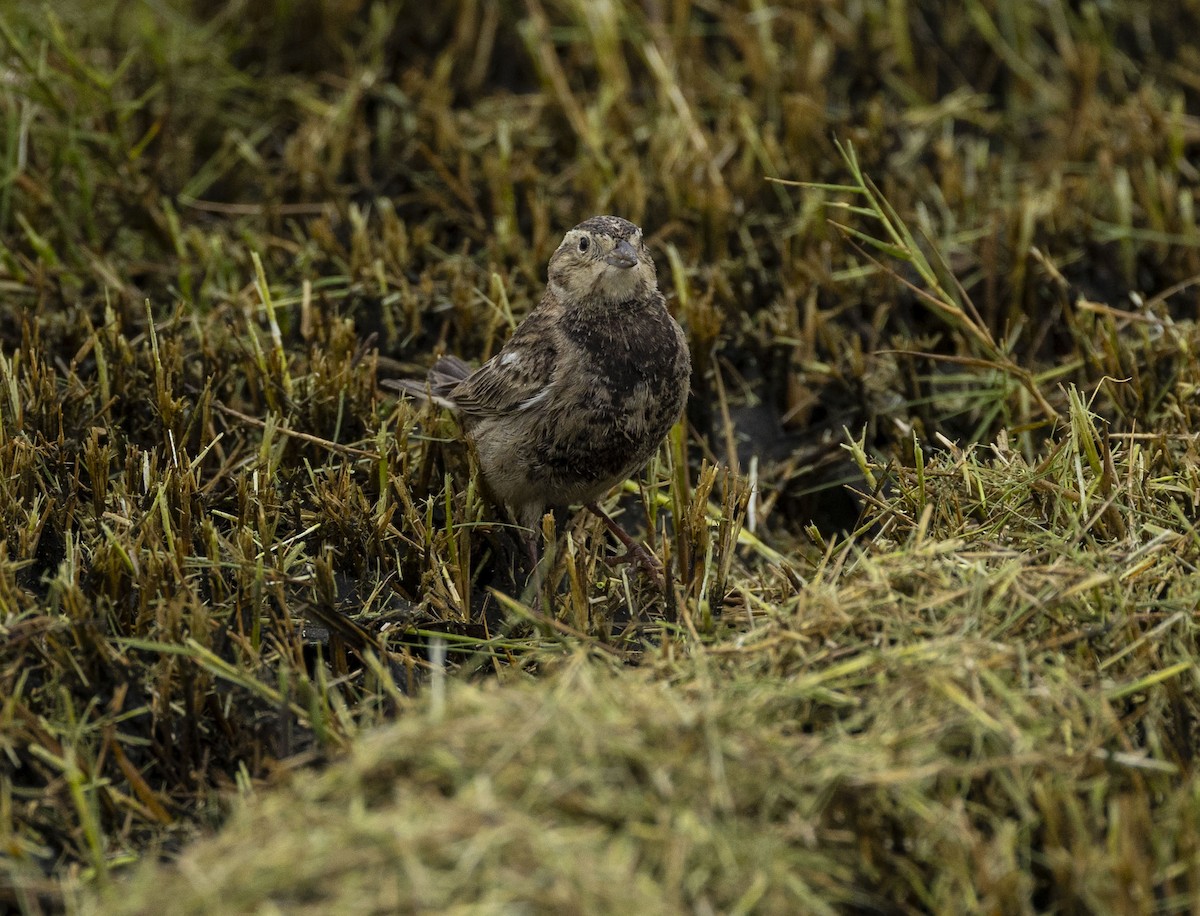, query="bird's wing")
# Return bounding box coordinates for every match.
[448,311,559,418]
